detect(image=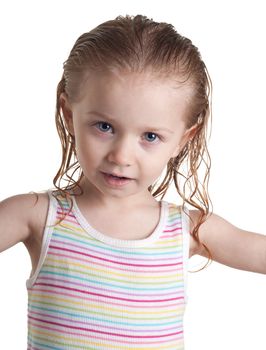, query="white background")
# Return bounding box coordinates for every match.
[0,0,266,349]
